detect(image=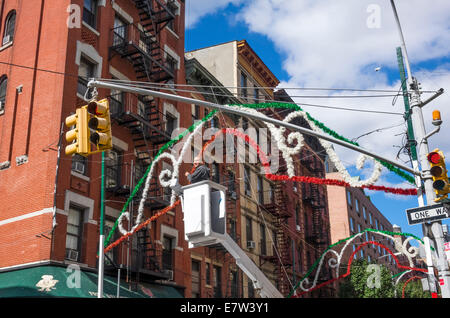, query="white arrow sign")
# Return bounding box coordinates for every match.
[406,203,450,225]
